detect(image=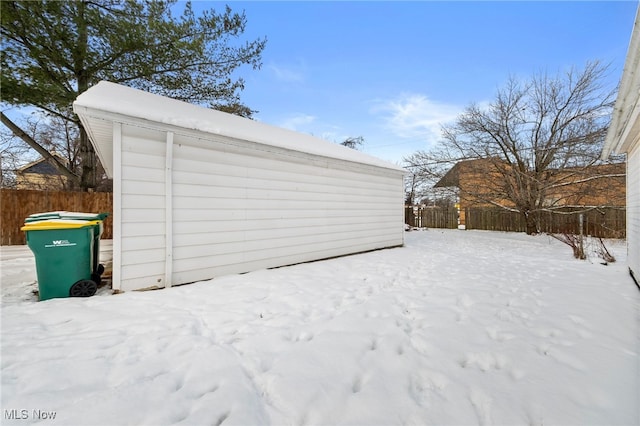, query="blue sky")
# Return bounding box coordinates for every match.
[192,1,638,165]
